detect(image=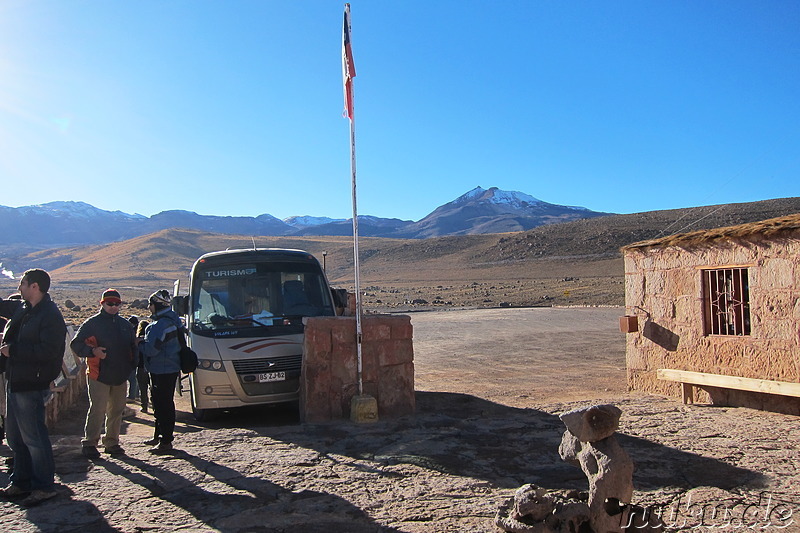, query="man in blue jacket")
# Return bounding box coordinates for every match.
[0,269,66,507]
[139,290,182,454]
[70,289,137,459]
